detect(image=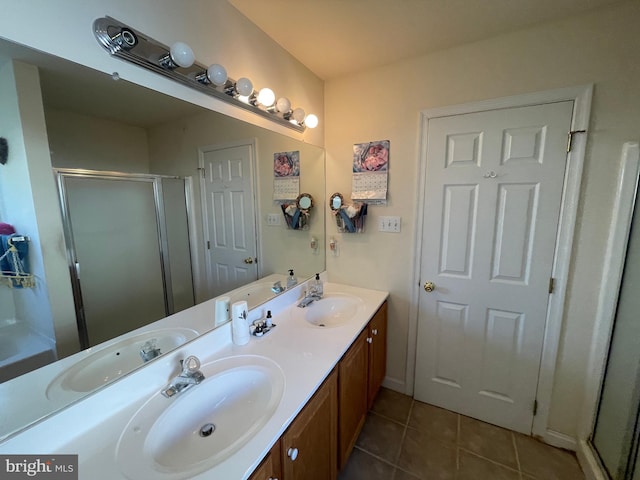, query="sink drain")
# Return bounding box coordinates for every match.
[199,423,215,437]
